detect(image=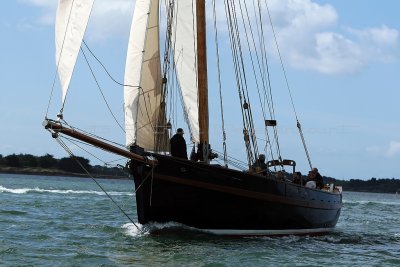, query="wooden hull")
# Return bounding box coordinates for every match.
[132,154,342,236]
